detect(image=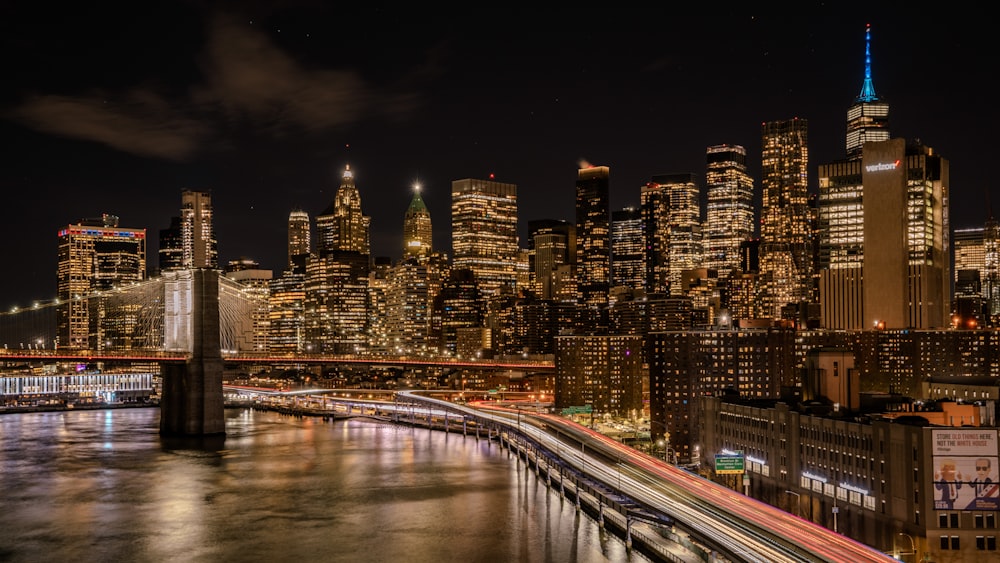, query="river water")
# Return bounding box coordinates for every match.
[0,407,650,563]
